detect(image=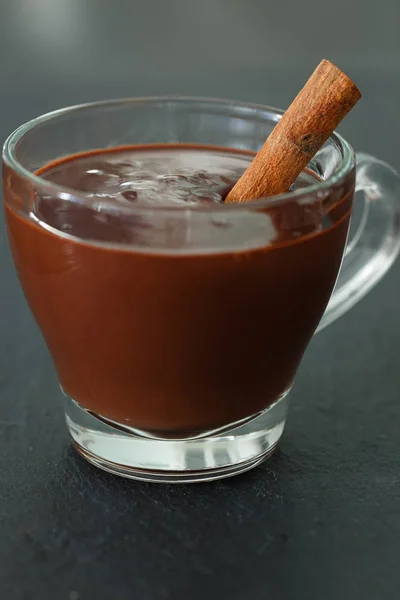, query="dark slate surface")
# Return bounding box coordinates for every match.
[1,2,400,599]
